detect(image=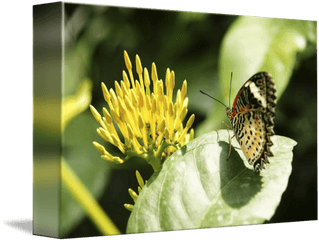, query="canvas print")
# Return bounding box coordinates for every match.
[33,2,317,238]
